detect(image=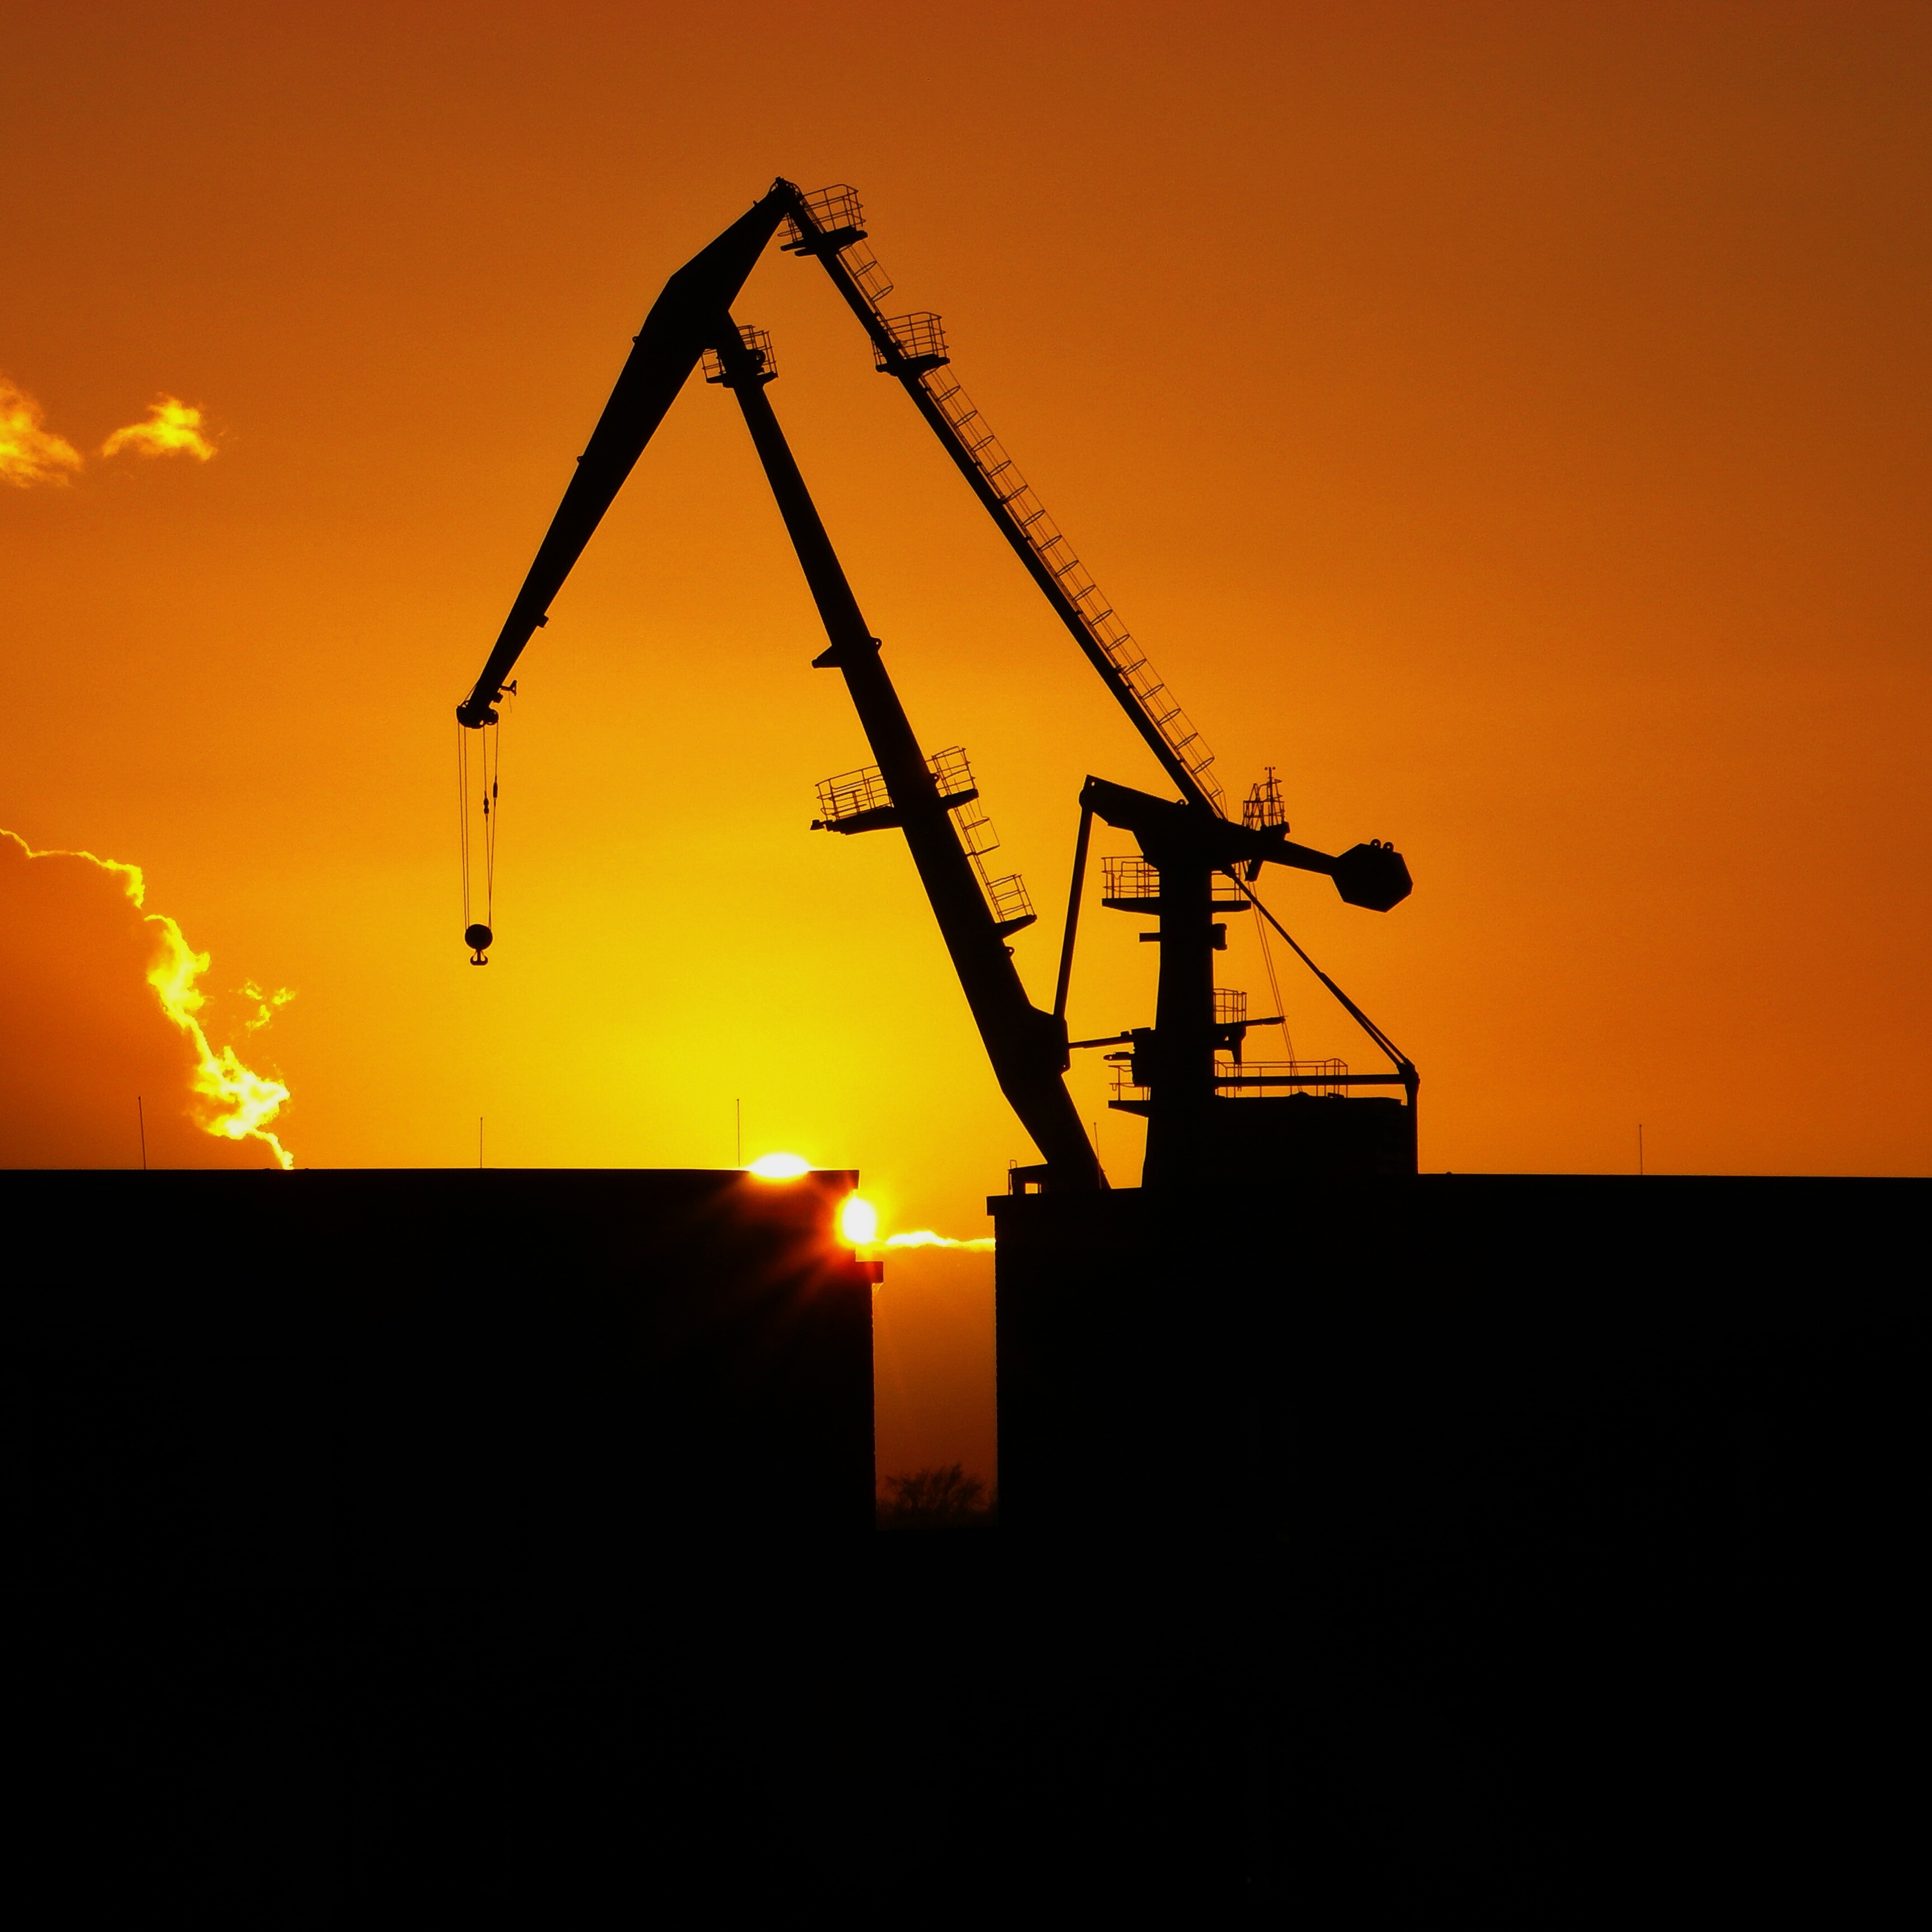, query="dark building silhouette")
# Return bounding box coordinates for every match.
[1,1168,1917,1916]
[1,1169,875,1918]
[990,1173,1922,1912]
